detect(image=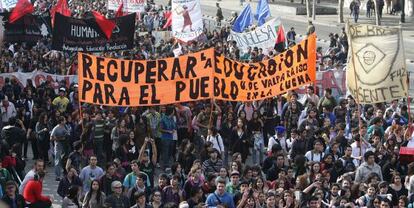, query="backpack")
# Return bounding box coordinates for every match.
[342,157,356,171]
